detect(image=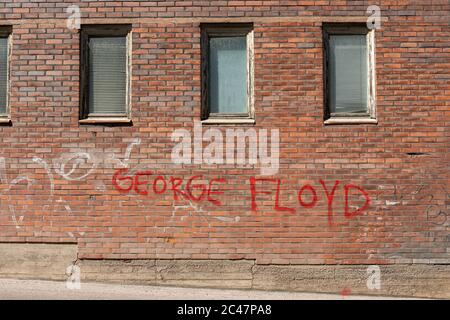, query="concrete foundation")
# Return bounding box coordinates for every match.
[0,243,448,298]
[0,243,78,281]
